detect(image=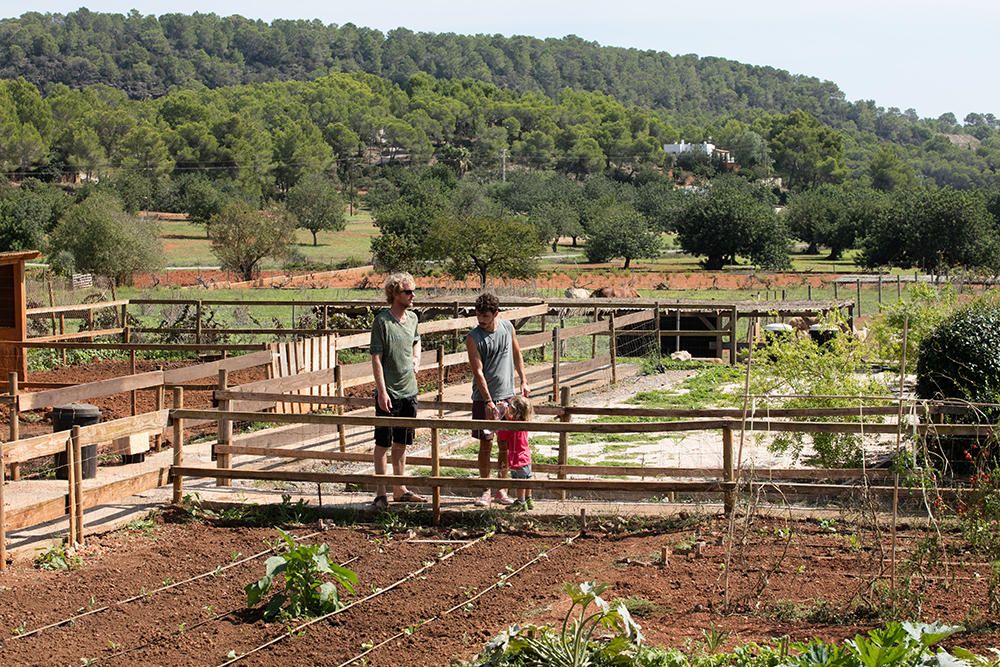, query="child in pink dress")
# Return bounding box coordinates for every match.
[497,395,534,510]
